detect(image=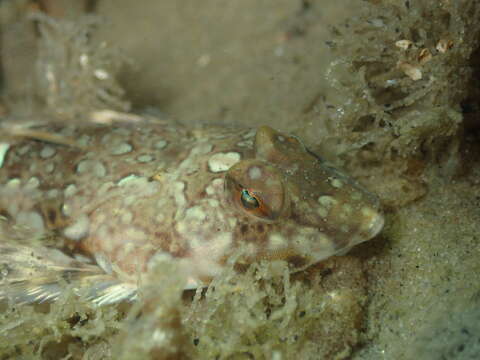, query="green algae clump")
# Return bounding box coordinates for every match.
[0,252,368,360]
[183,255,368,360]
[320,0,480,207]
